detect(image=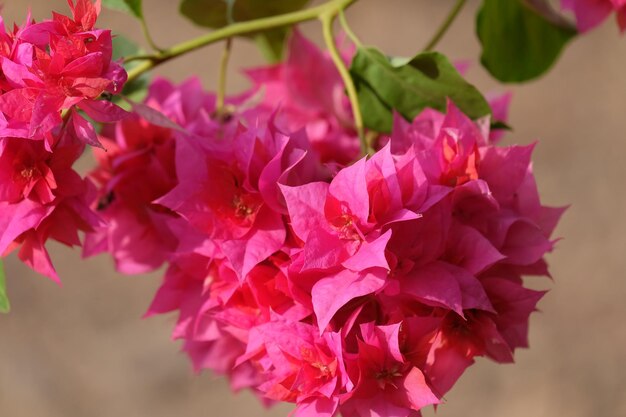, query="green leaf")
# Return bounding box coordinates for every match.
[355,82,394,133]
[0,260,10,314]
[491,120,512,131]
[477,0,577,83]
[179,0,310,61]
[102,0,143,18]
[350,47,491,133]
[253,29,290,63]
